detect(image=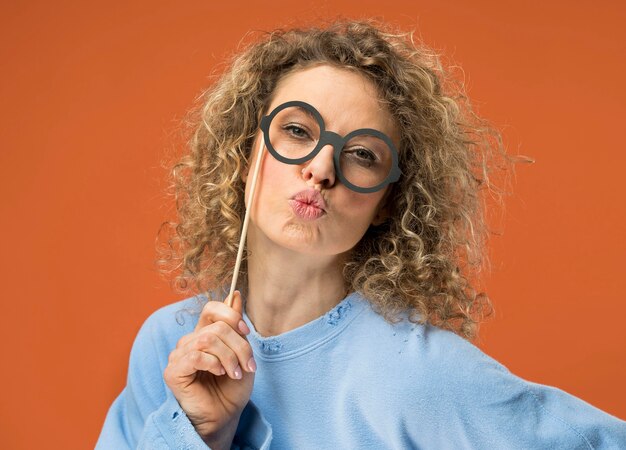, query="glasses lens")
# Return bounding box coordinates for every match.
[268,106,320,160]
[340,134,393,189]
